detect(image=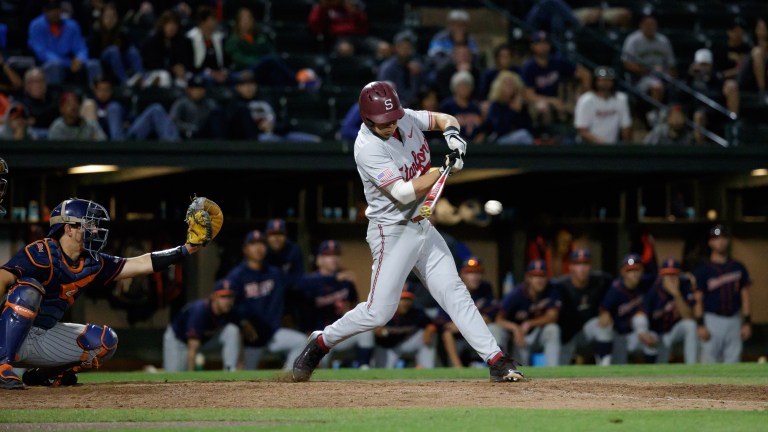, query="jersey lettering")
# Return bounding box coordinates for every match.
[399,141,431,181]
[244,280,275,299]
